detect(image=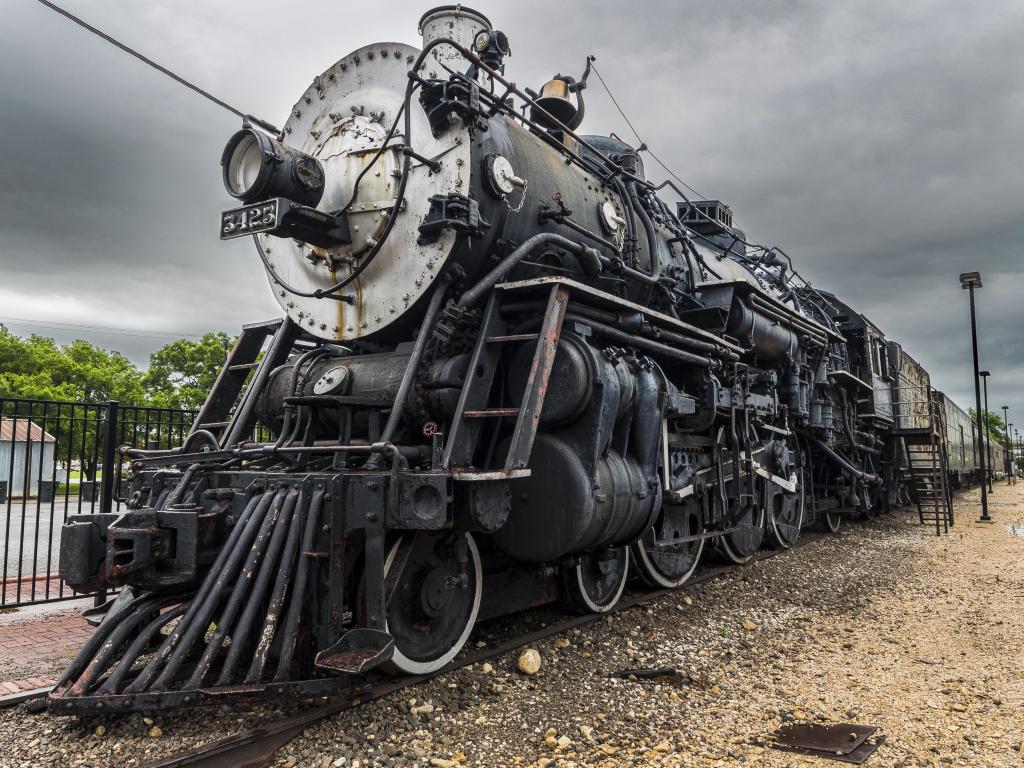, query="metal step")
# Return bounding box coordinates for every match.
[463,408,521,419]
